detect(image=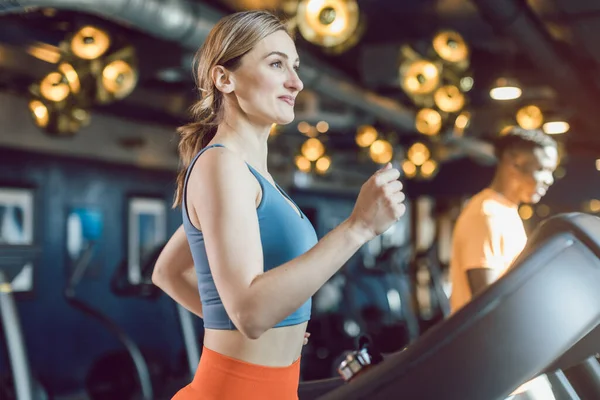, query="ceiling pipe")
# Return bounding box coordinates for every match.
[470,0,600,129]
[0,0,417,130]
